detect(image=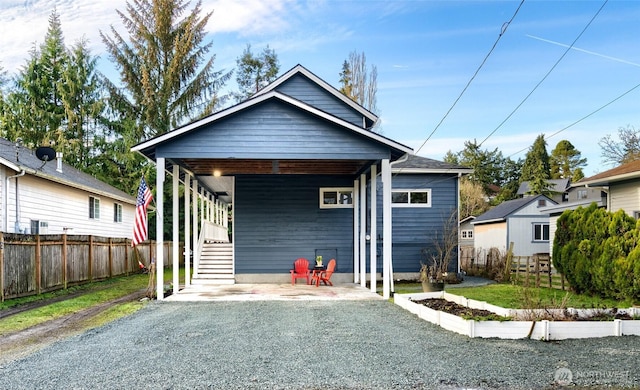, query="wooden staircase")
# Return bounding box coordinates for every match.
[192,242,234,285]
